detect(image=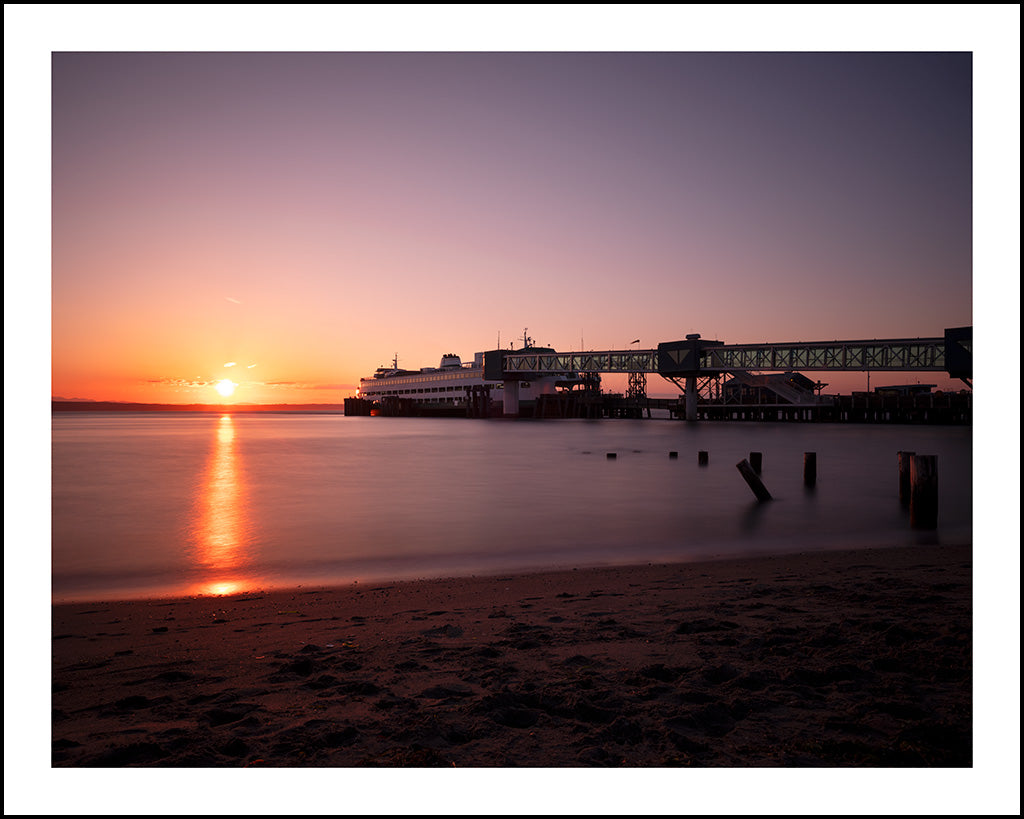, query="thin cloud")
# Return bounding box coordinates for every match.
[262,381,352,391]
[225,297,241,304]
[224,362,236,368]
[146,377,211,387]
